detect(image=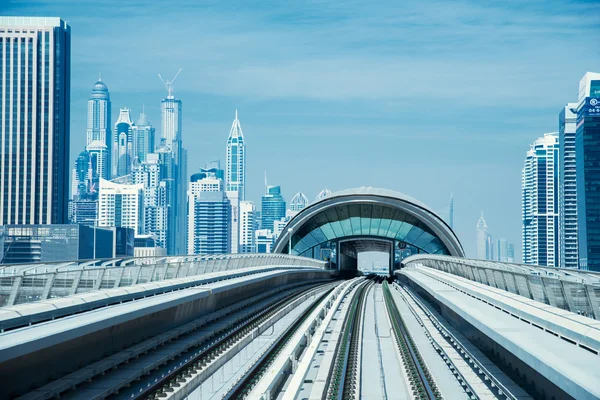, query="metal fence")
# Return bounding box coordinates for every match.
[0,254,327,307]
[402,254,600,320]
